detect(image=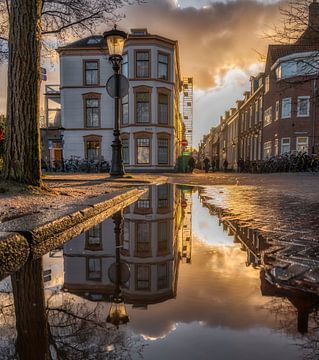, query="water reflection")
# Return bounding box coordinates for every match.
[1,184,319,359]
